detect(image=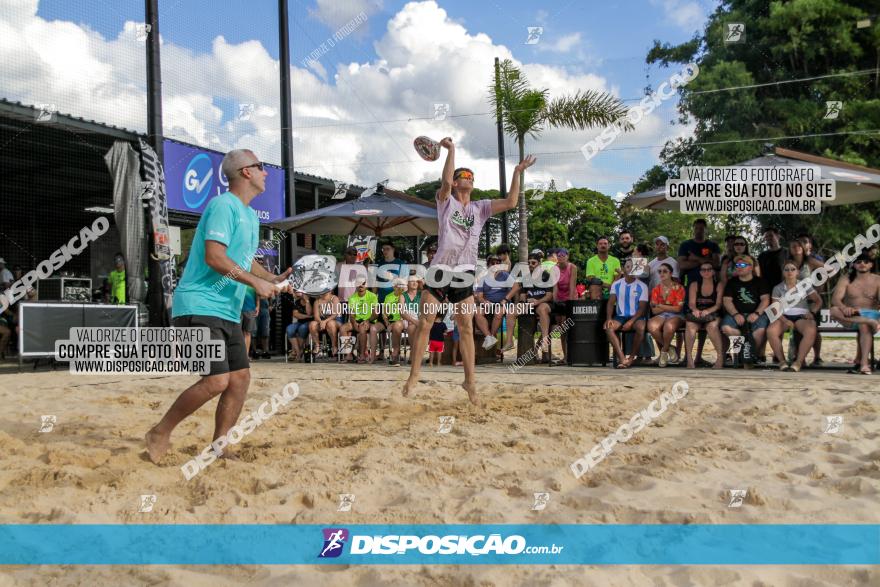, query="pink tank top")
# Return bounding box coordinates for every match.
[556,262,573,300]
